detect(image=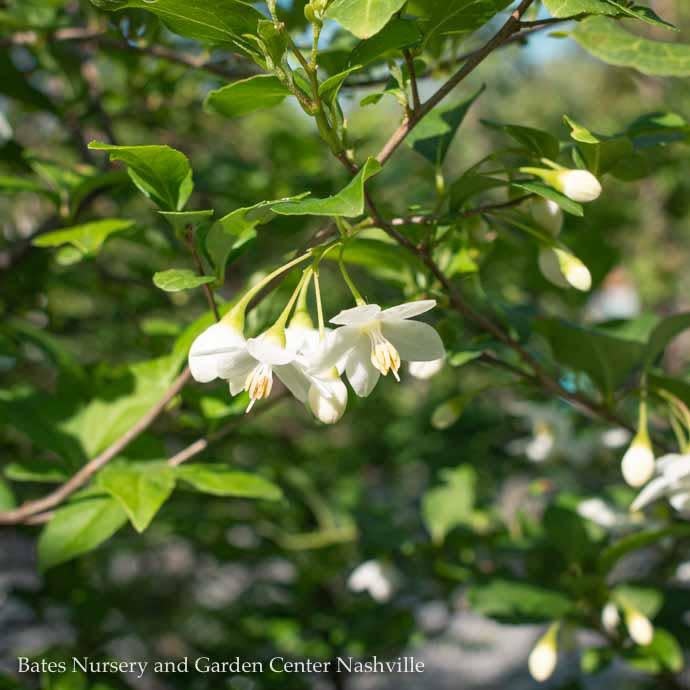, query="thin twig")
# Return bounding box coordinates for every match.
[403,49,421,112]
[184,225,219,321]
